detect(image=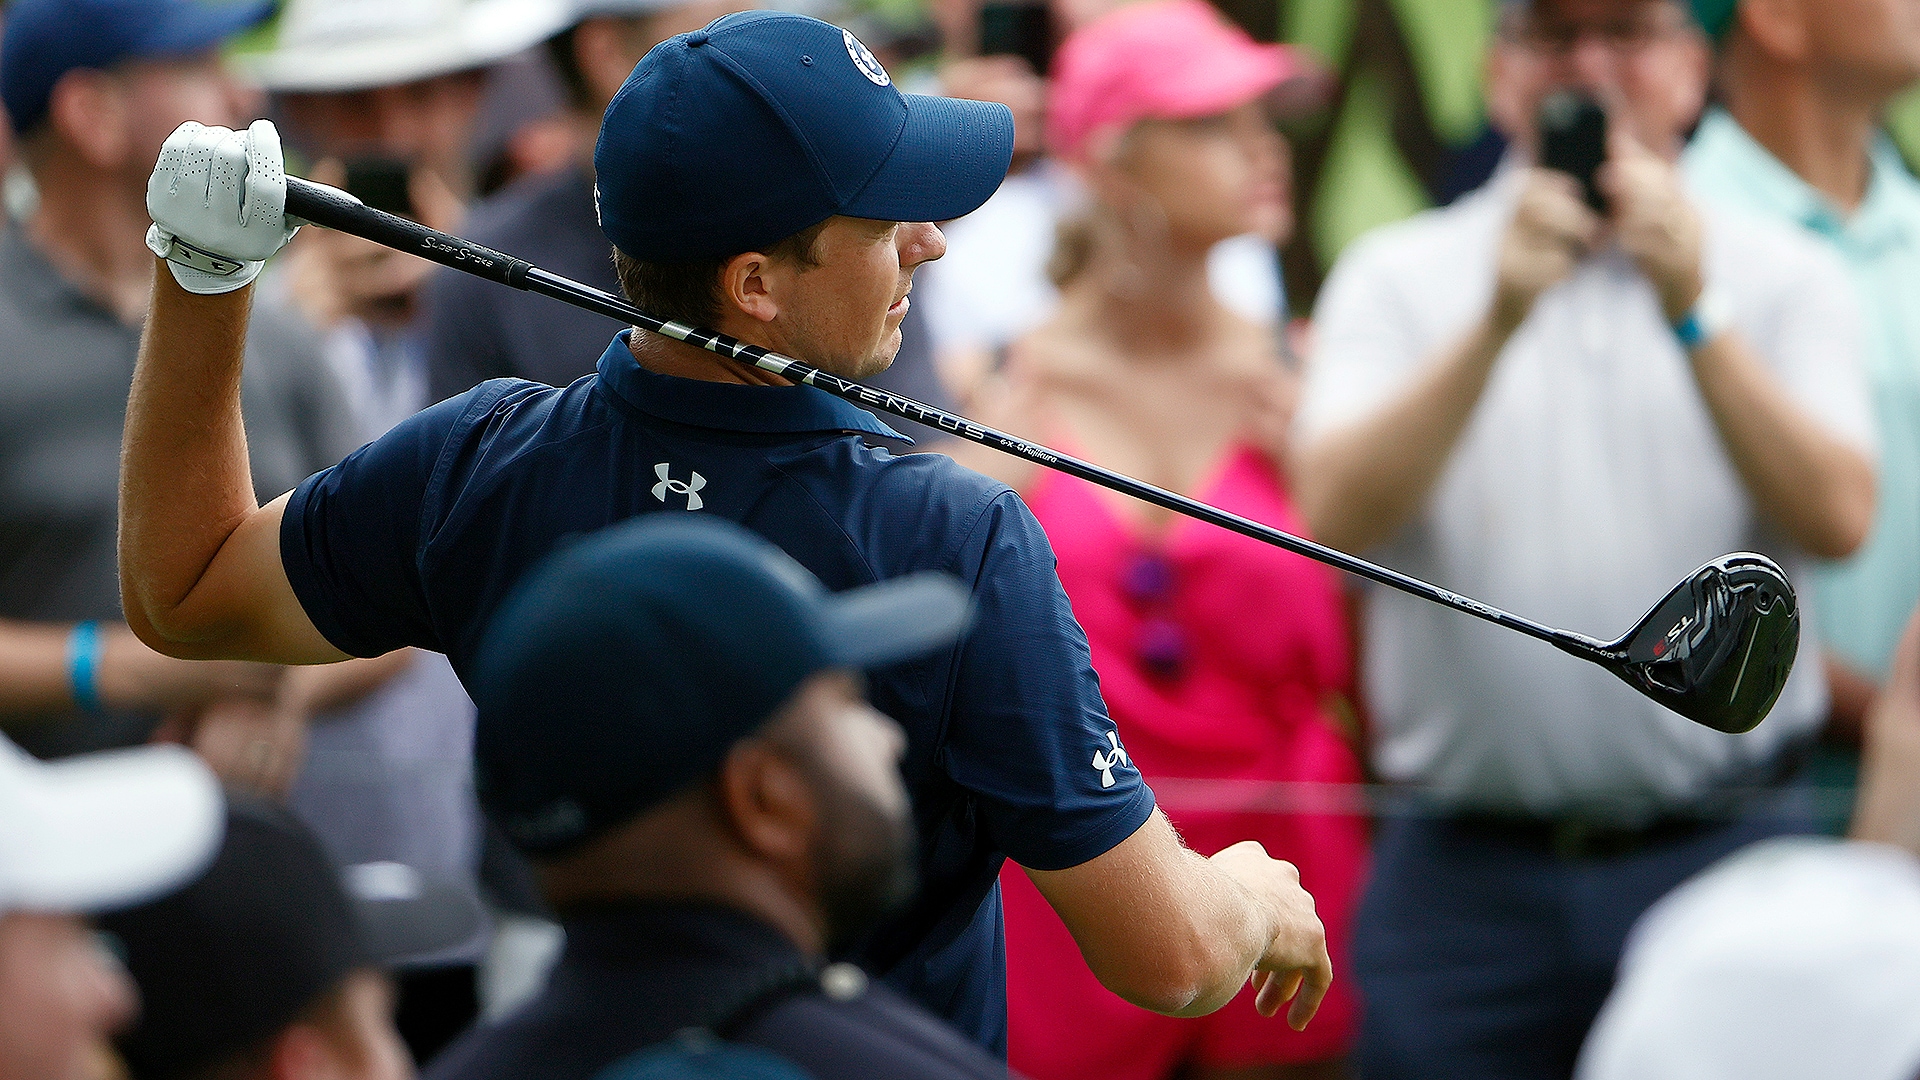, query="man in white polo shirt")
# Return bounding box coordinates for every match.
[1292,0,1877,1073]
